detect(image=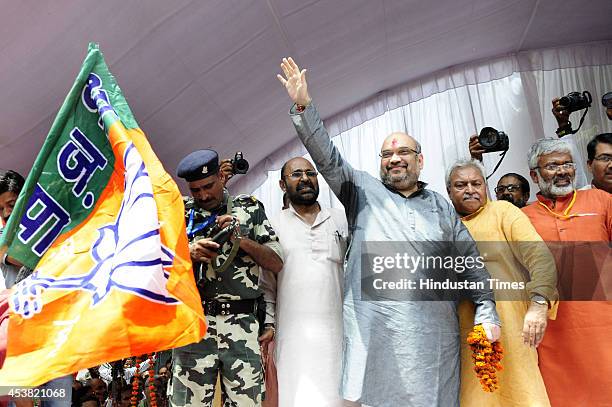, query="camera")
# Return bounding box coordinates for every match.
[230,151,249,175]
[210,219,238,251]
[602,92,612,109]
[559,91,592,113]
[478,127,509,153]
